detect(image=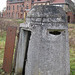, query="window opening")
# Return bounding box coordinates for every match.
[13,5,15,10]
[26,4,29,9]
[68,16,70,23]
[49,31,61,35]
